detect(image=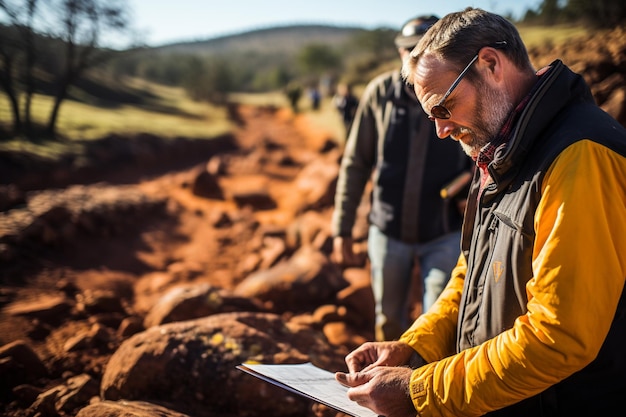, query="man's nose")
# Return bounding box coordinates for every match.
[435,119,455,139]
